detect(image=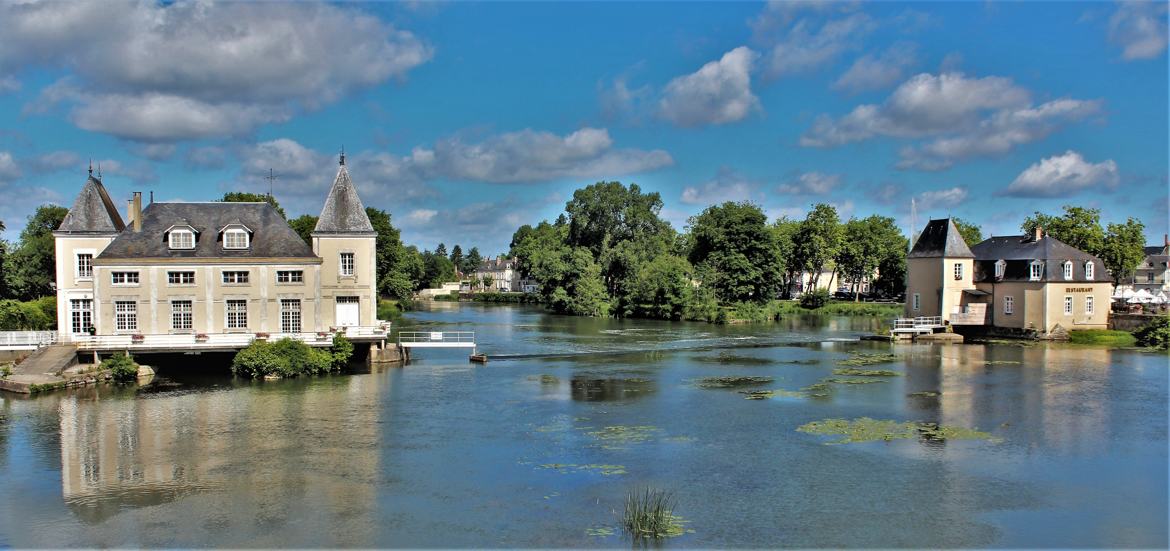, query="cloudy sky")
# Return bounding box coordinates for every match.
[0,1,1166,254]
